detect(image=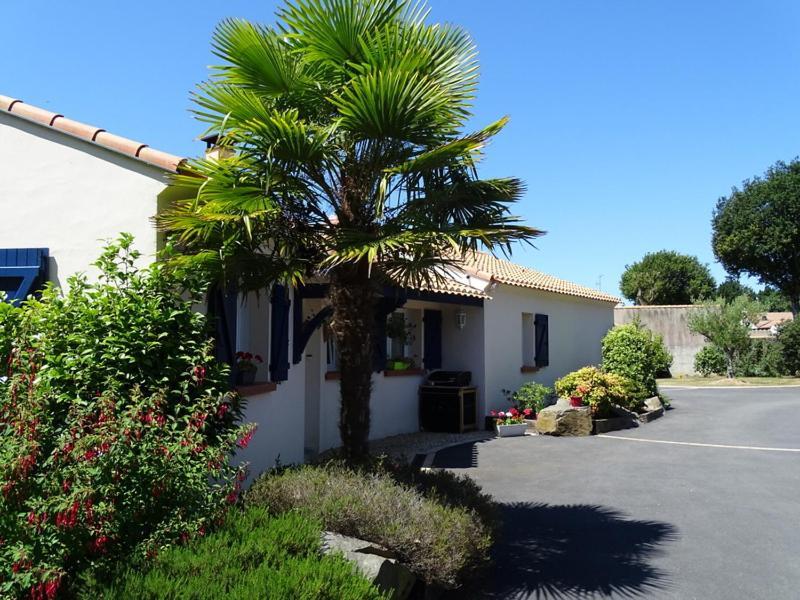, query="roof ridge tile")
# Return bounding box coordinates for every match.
[0,93,185,173]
